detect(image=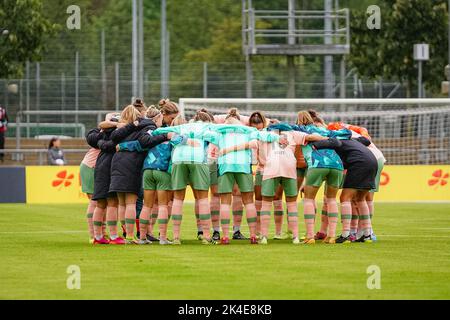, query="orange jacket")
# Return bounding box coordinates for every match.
[327,122,371,139]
